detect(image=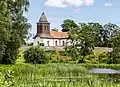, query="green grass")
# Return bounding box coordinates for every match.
[0,47,119,87]
[0,63,120,87]
[93,47,112,55]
